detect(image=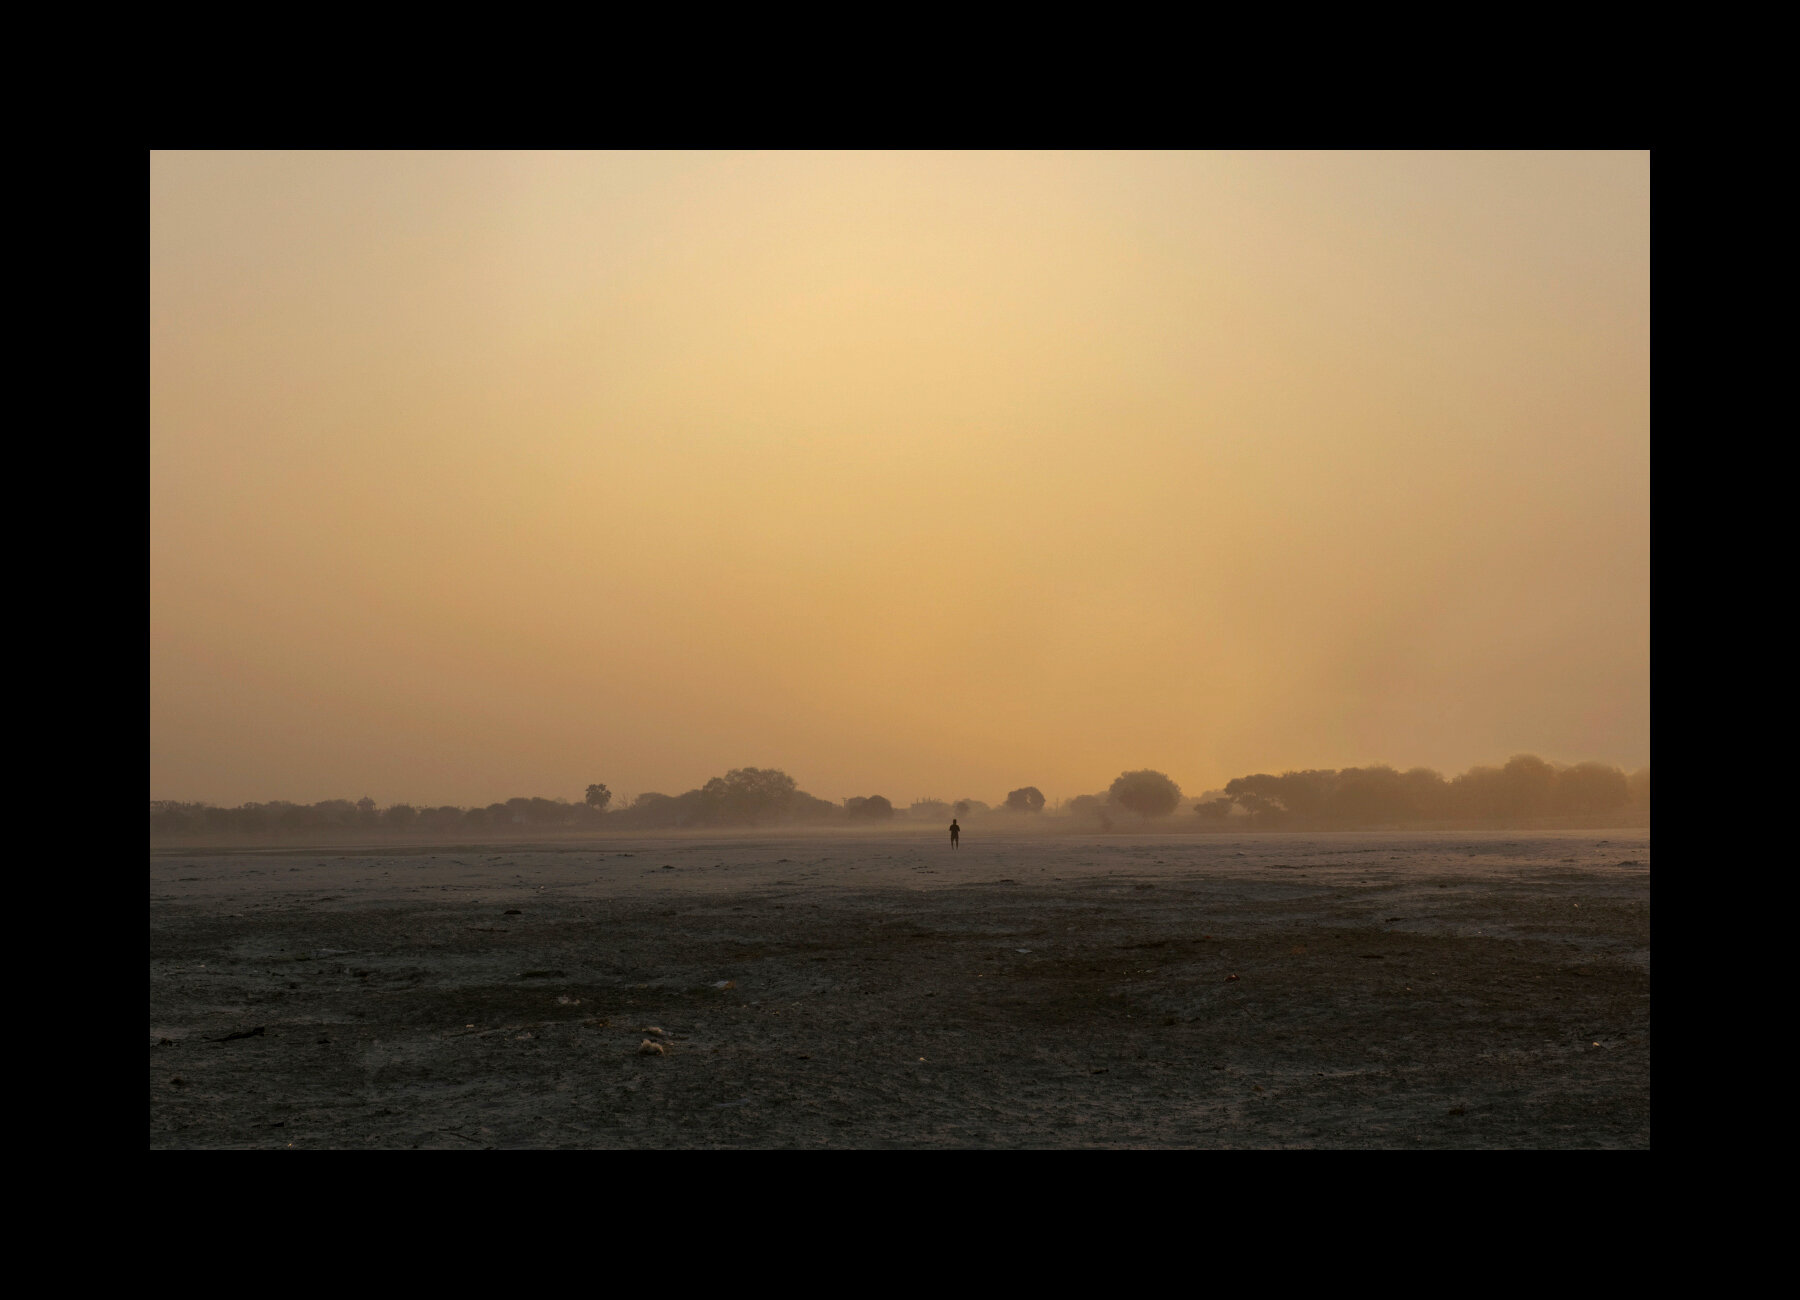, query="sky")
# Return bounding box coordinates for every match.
[150,150,1649,809]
